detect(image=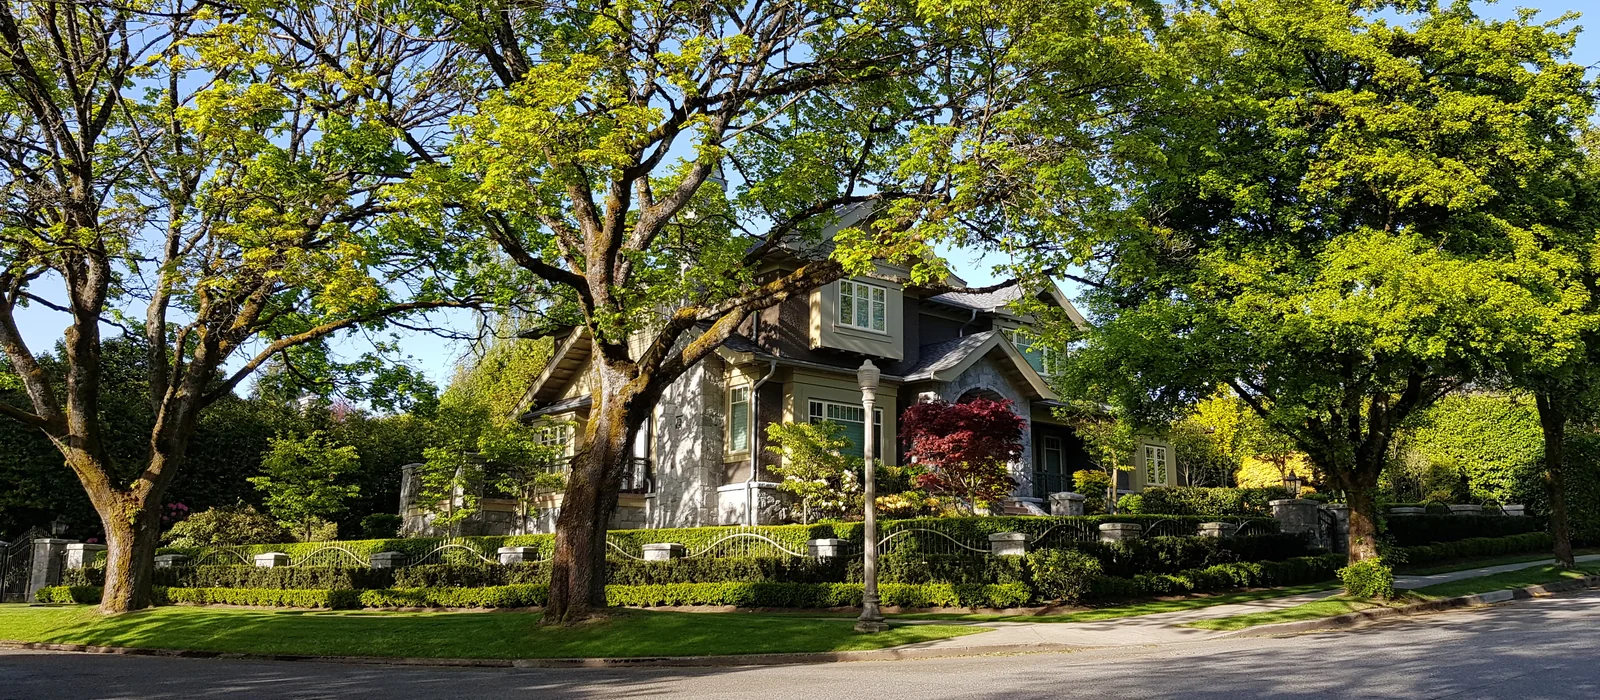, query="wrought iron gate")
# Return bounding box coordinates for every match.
[1,528,51,603]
